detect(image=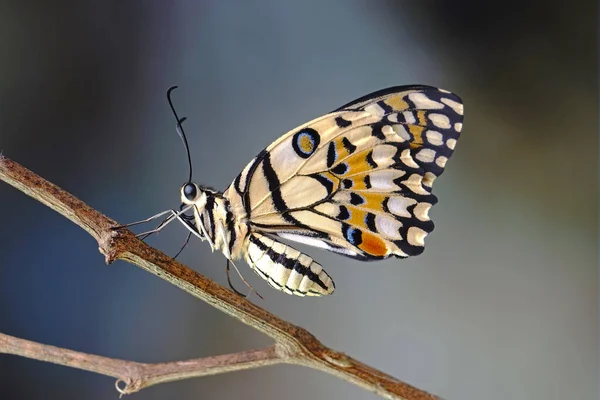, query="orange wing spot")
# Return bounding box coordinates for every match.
[408,125,424,149]
[347,206,368,228]
[347,175,368,191]
[342,150,372,175]
[416,110,427,126]
[385,95,409,111]
[334,138,352,159]
[359,231,389,257]
[361,193,387,212]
